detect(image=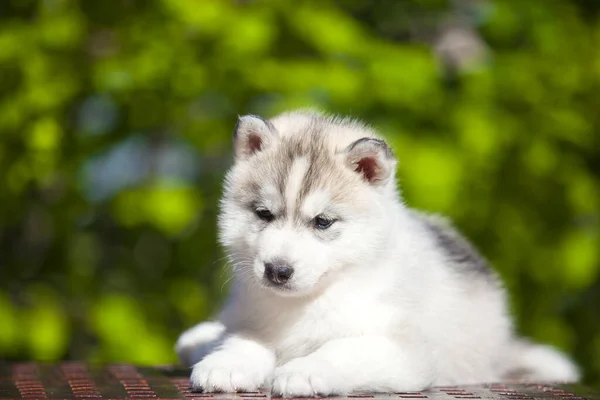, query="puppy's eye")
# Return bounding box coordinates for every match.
[255,207,274,222]
[313,215,335,230]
